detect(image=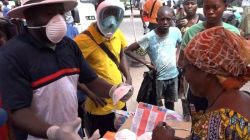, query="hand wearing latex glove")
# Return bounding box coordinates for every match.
[109,83,134,104]
[46,118,82,140]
